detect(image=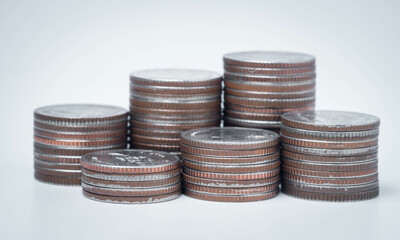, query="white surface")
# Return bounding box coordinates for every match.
[1,0,399,239]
